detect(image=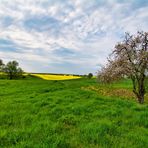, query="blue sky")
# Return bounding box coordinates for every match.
[0,0,147,74]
